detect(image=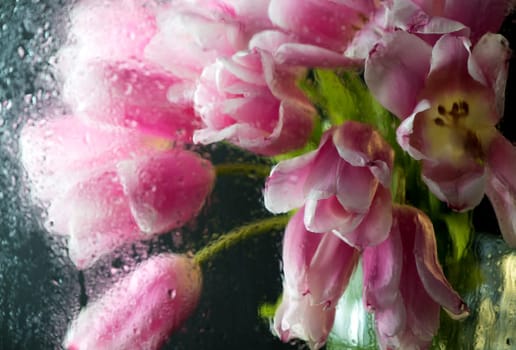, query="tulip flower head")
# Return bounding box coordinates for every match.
[265,121,394,248]
[143,0,270,80]
[20,116,215,268]
[59,0,200,142]
[363,205,469,350]
[366,31,516,246]
[194,48,316,156]
[273,208,360,349]
[63,254,202,350]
